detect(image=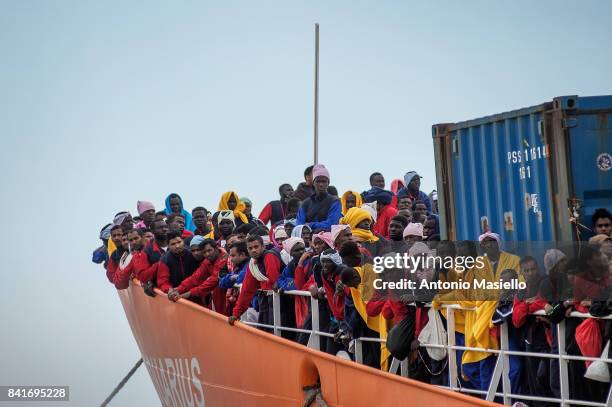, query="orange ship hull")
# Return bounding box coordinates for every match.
[119,282,499,407]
